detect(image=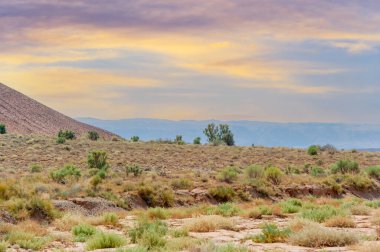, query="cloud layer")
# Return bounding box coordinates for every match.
[1,0,379,122]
